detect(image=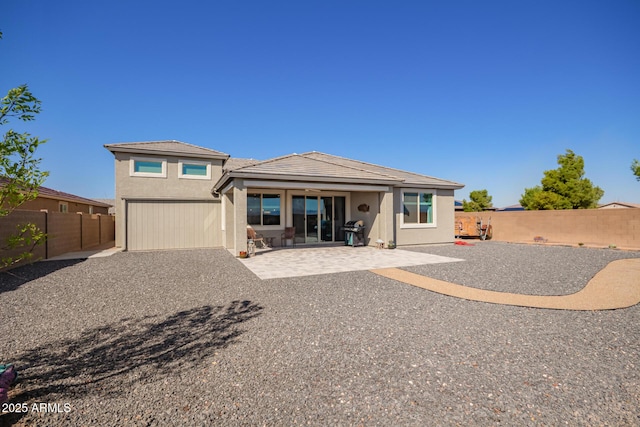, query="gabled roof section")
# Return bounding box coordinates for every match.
[302,152,464,188]
[214,151,464,191]
[104,140,229,160]
[224,157,261,171]
[225,152,403,183]
[598,201,640,209]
